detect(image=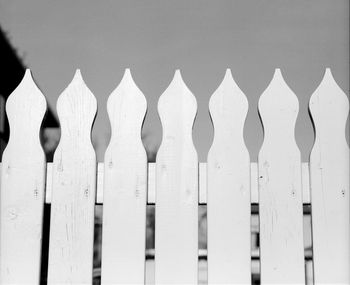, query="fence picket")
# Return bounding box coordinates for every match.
[1,68,349,284]
[101,69,147,284]
[47,70,97,284]
[0,70,47,283]
[258,69,305,283]
[207,69,251,283]
[155,70,198,284]
[309,68,350,284]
